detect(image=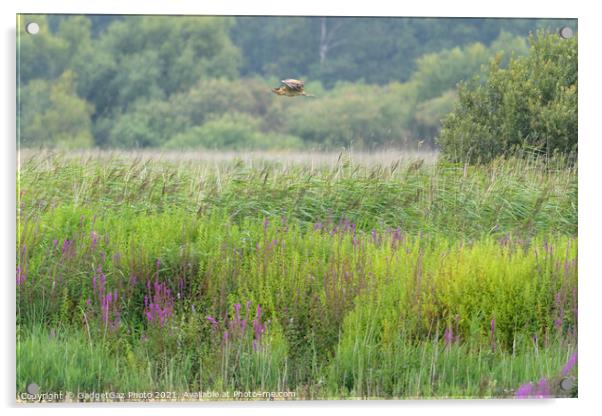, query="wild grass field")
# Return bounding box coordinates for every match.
[16,150,578,400]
